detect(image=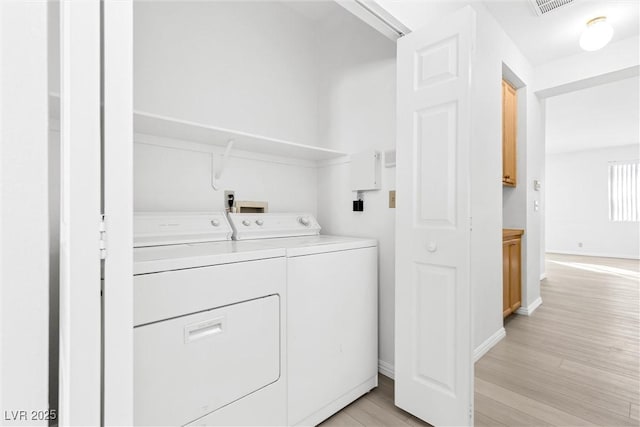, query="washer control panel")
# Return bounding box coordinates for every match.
[228,213,321,240]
